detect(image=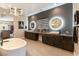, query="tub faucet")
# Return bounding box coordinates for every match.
[1,39,3,46]
[0,38,3,46]
[0,38,9,46]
